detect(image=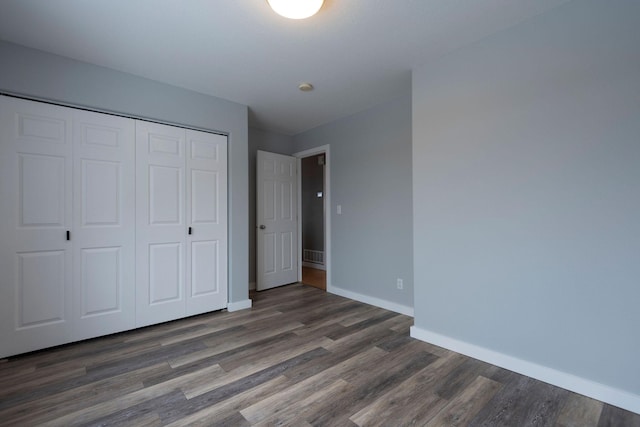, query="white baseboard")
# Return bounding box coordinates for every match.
[249,282,256,291]
[227,299,252,312]
[302,261,326,270]
[410,326,640,415]
[328,285,413,317]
